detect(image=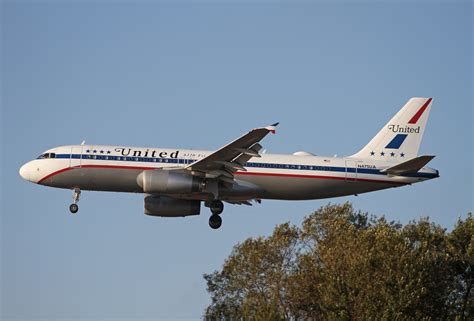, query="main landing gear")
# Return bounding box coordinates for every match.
[208,200,224,229]
[69,188,81,214]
